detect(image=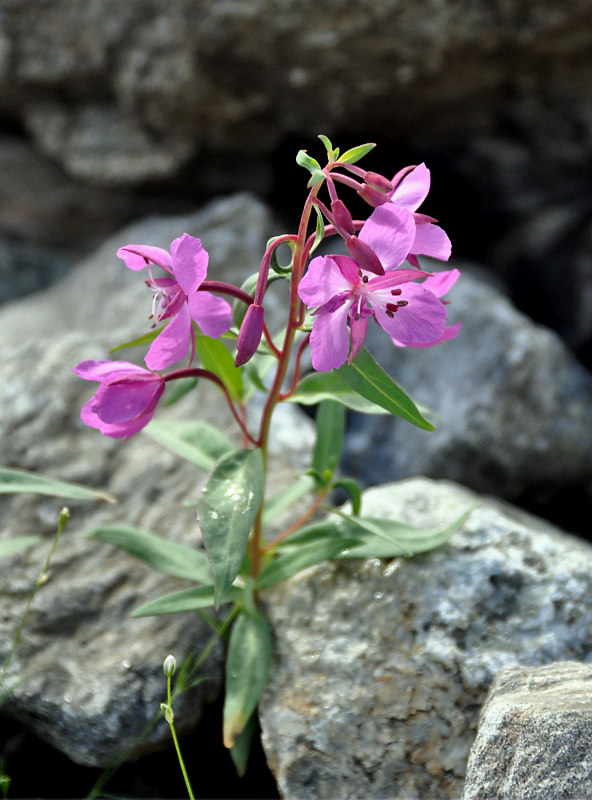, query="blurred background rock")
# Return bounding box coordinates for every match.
[1,0,590,352]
